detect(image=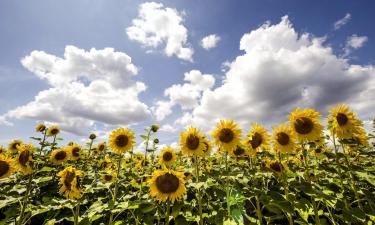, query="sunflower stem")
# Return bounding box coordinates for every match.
[278,152,294,225]
[18,173,33,225]
[38,130,47,156]
[224,151,231,219]
[108,153,123,225]
[255,195,263,225]
[165,201,170,225]
[194,156,203,225]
